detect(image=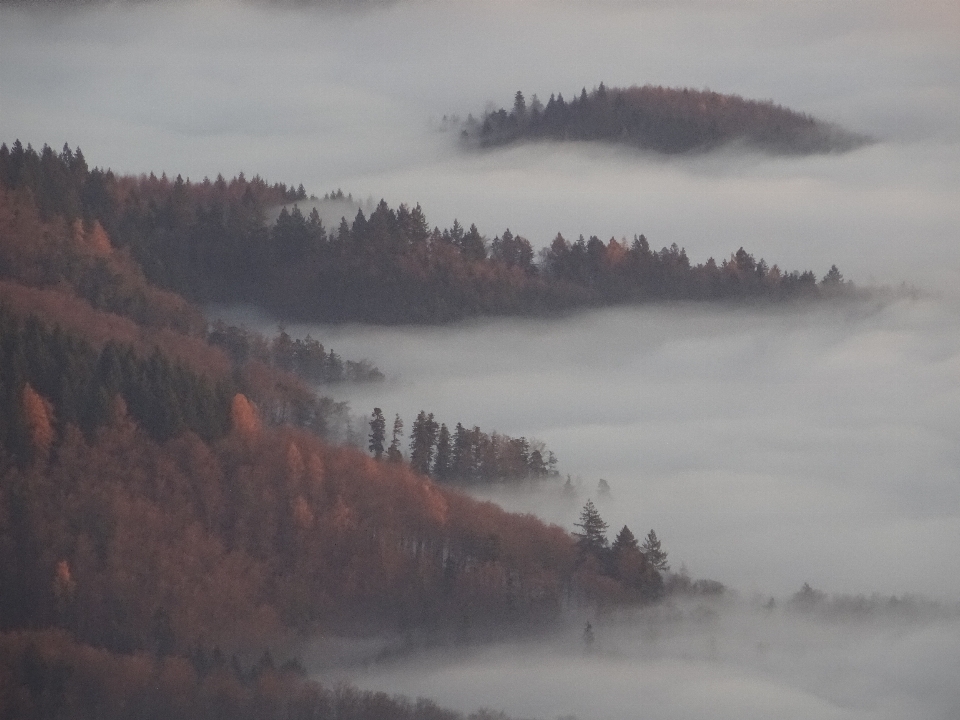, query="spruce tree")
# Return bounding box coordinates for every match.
[433,423,451,480]
[611,525,639,555]
[409,410,438,475]
[641,529,669,572]
[368,407,386,460]
[574,499,608,555]
[386,414,404,463]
